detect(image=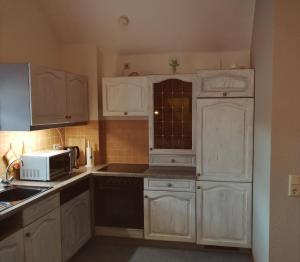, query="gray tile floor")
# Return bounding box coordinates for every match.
[70,237,253,262]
